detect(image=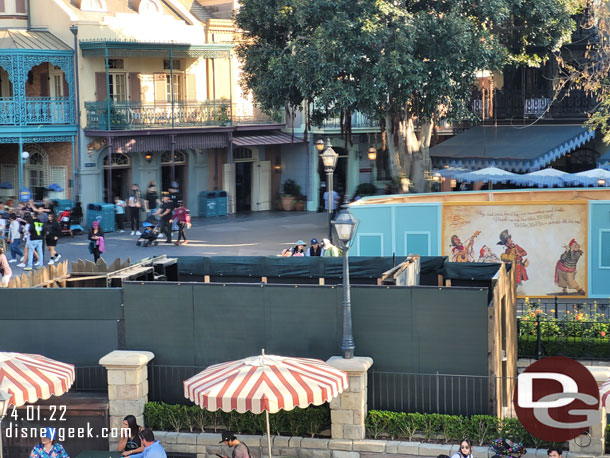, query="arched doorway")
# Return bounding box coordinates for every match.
[161,150,187,199]
[104,152,131,202]
[24,144,48,200]
[317,145,347,211]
